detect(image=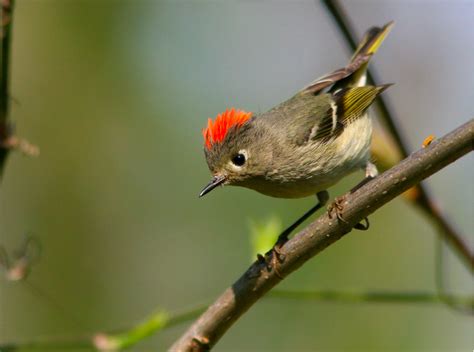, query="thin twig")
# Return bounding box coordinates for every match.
[269,290,473,307]
[93,305,208,351]
[2,286,472,351]
[0,0,38,176]
[320,0,473,269]
[0,0,14,173]
[170,119,473,351]
[0,305,207,352]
